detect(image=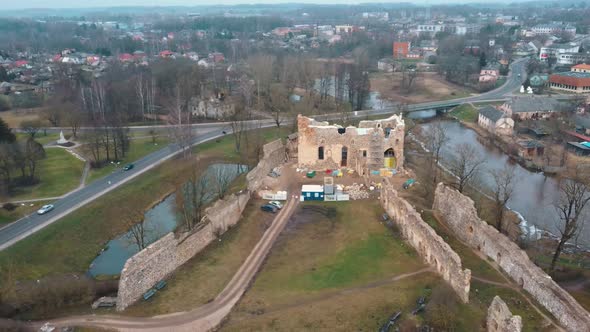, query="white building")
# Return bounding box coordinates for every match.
[539,43,580,61]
